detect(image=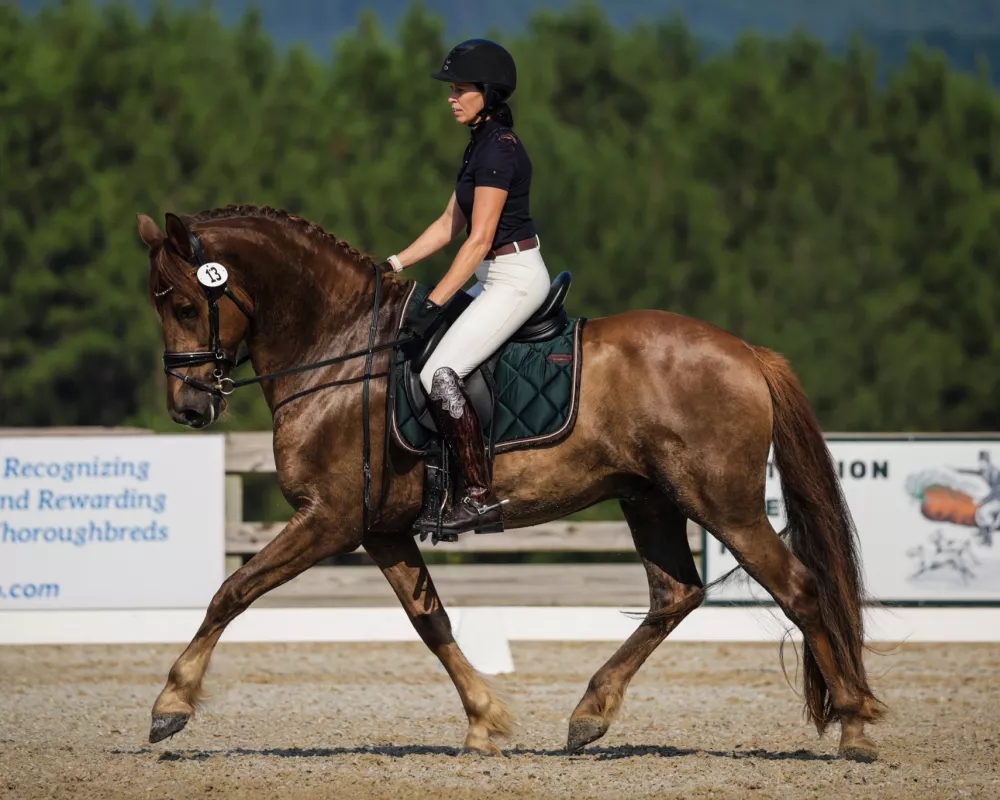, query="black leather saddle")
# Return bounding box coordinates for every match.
[402,271,572,436]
